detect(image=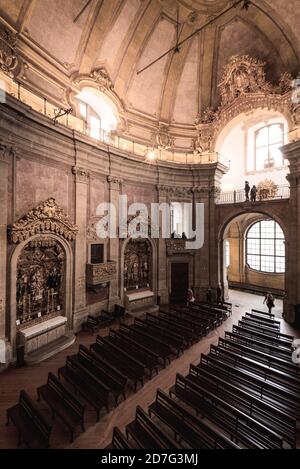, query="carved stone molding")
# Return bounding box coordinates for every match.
[73,67,113,93]
[156,185,193,197]
[87,217,102,242]
[107,175,122,191]
[153,123,174,150]
[72,166,90,183]
[0,23,18,77]
[8,198,78,243]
